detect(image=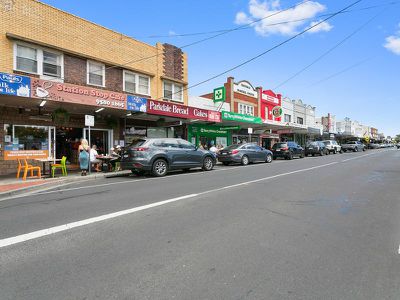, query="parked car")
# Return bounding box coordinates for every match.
[120,138,216,177]
[341,141,366,152]
[305,141,329,156]
[272,141,305,160]
[368,143,380,149]
[217,143,273,166]
[323,140,342,154]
